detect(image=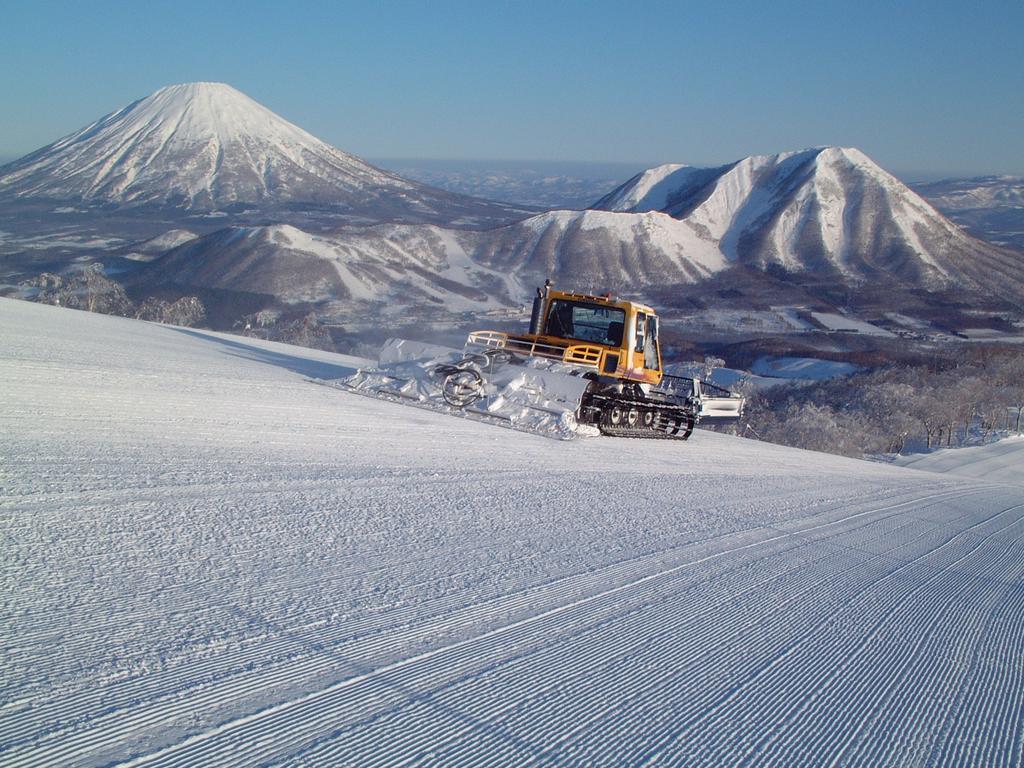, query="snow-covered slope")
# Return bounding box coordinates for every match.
[3,296,1023,766]
[141,222,520,309]
[0,83,525,223]
[595,148,1024,298]
[471,208,728,287]
[596,162,722,213]
[138,209,729,309]
[147,148,1013,308]
[892,436,1024,484]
